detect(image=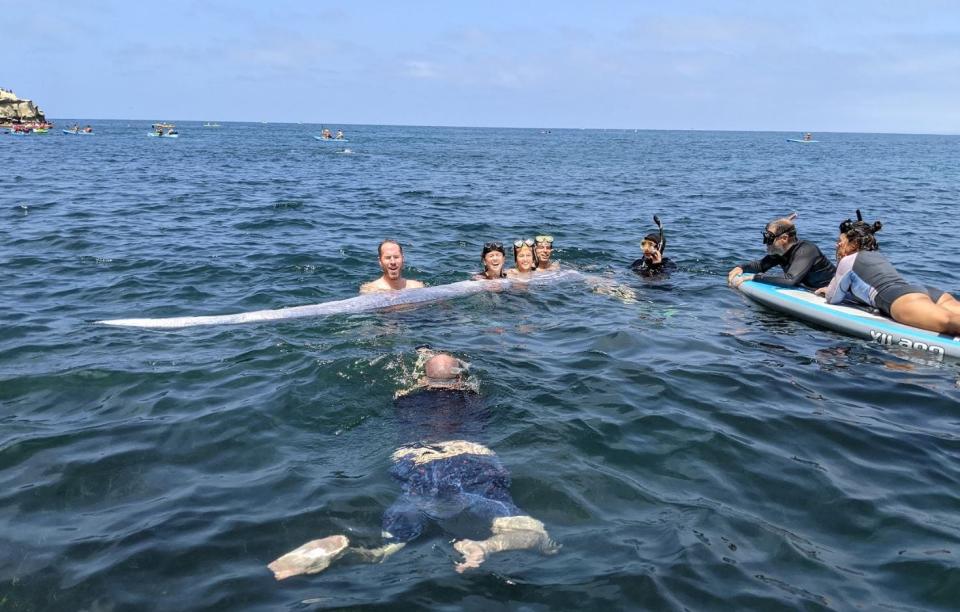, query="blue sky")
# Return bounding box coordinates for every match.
[6,1,959,133]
